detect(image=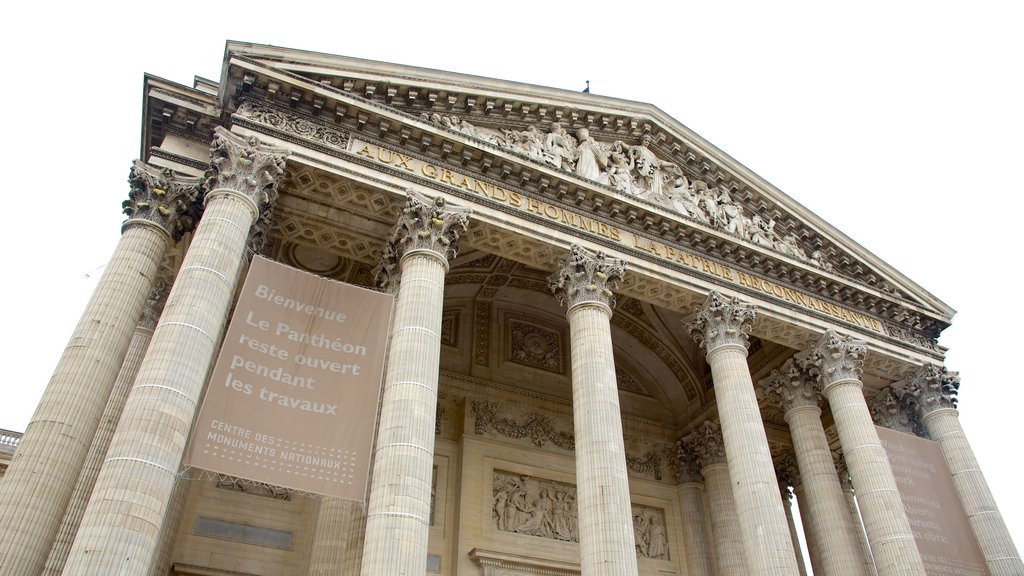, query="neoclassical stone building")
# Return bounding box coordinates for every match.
[0,42,1019,576]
